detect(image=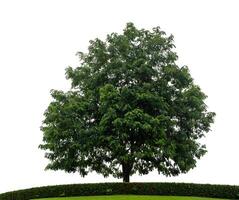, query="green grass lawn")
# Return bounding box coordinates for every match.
[33,195,228,200]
